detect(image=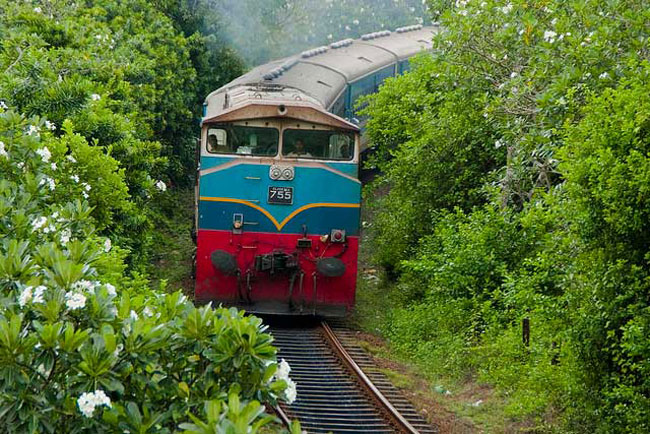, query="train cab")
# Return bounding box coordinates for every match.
[194,95,361,316]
